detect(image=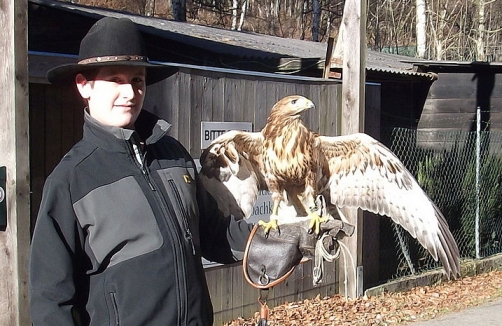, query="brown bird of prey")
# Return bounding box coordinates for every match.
[200,95,460,279]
